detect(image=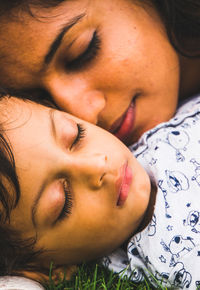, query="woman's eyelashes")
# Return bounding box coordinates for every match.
[67,30,101,71]
[57,179,73,221]
[70,123,86,150]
